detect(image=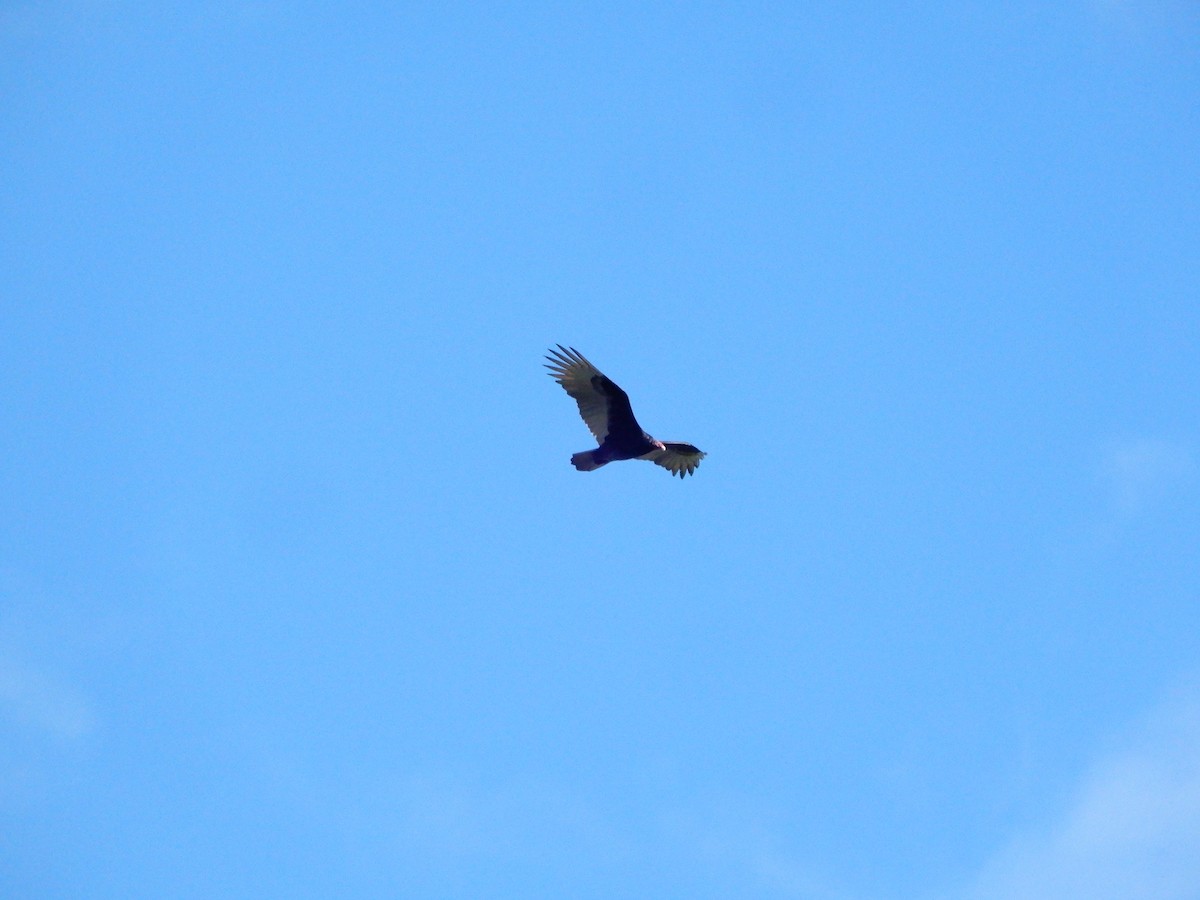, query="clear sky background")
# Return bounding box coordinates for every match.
[3,2,1199,898]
